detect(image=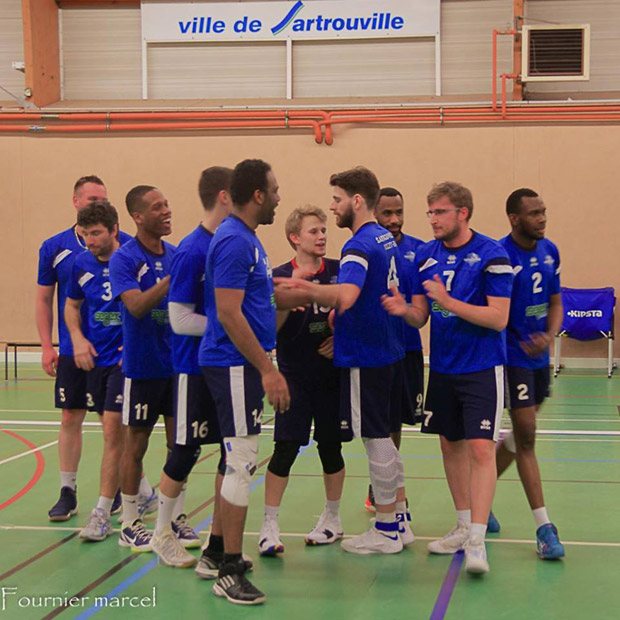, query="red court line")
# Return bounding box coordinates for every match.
[0,428,46,511]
